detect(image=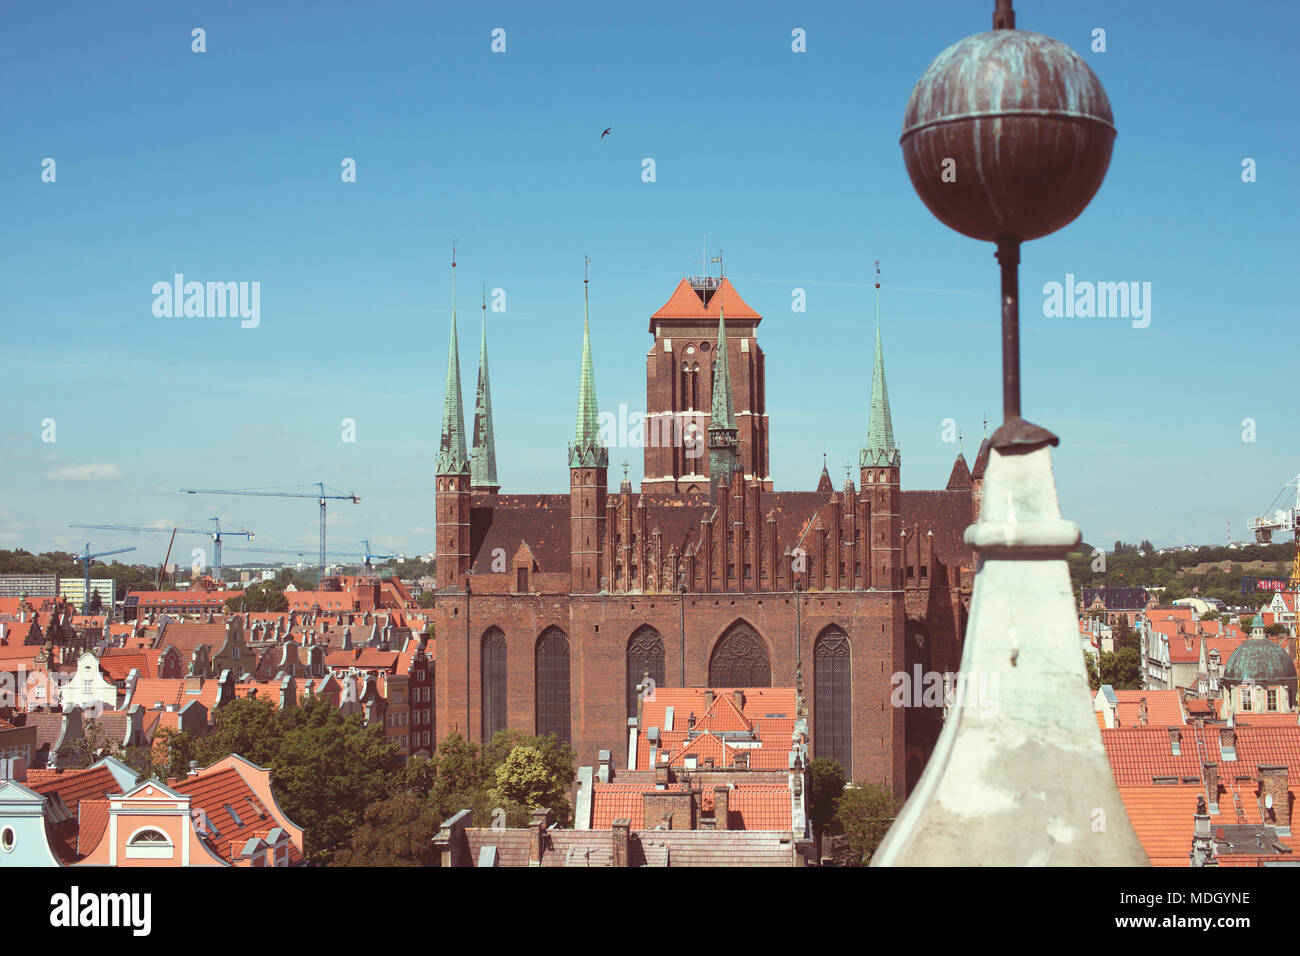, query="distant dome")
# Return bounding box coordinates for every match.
[1224,638,1296,685]
[1251,613,1265,627]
